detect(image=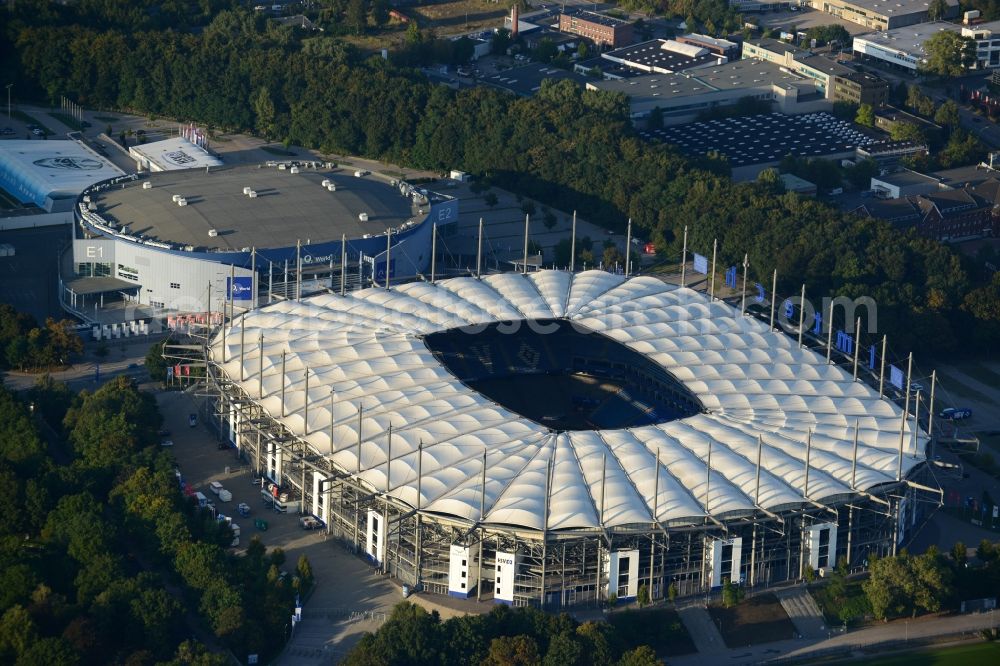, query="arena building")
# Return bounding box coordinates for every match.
[0,140,124,231]
[204,269,937,607]
[65,162,455,322]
